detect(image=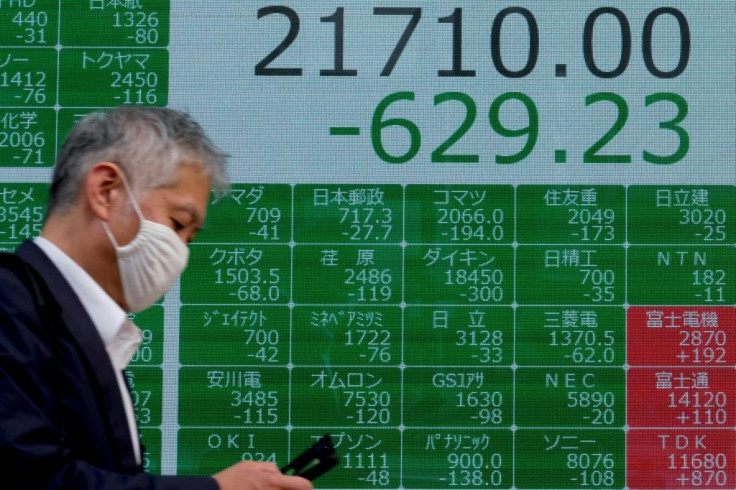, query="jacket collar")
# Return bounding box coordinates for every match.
[15,240,141,472]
